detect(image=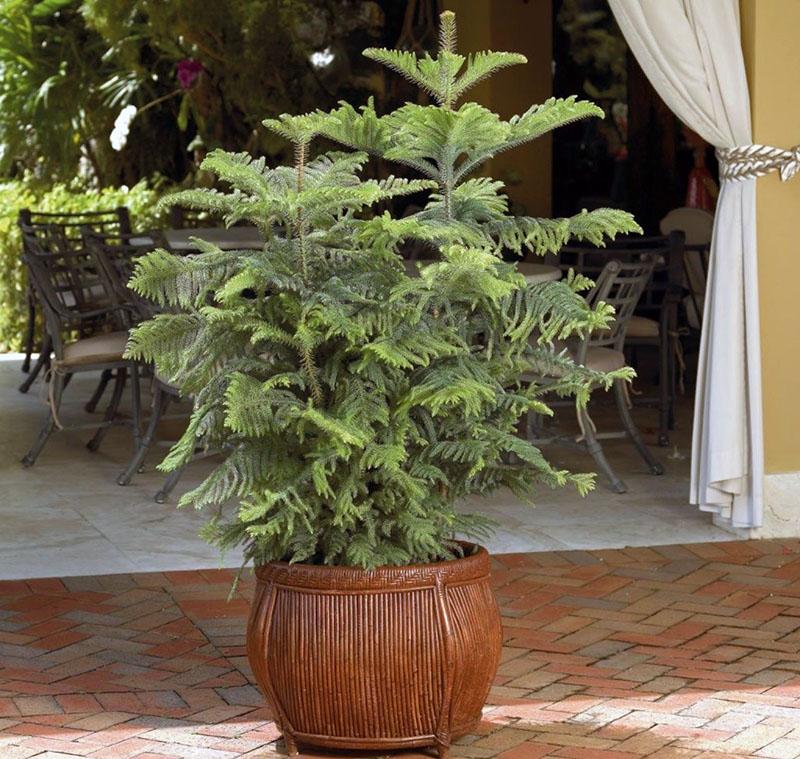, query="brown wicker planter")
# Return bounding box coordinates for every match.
[246,543,501,758]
